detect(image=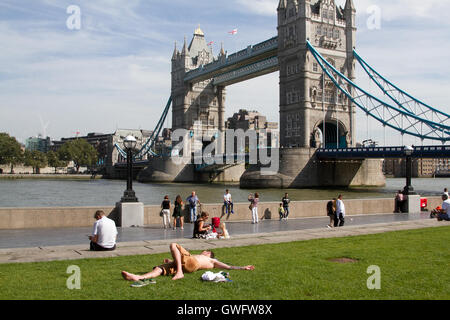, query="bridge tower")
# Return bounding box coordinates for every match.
[171,26,226,154]
[241,0,385,188]
[277,0,356,149]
